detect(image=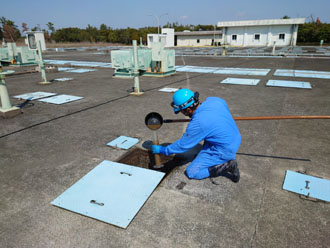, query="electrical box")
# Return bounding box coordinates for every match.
[111,50,134,69]
[16,47,38,64]
[0,48,11,62]
[0,42,38,65]
[151,42,162,61]
[111,42,175,78]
